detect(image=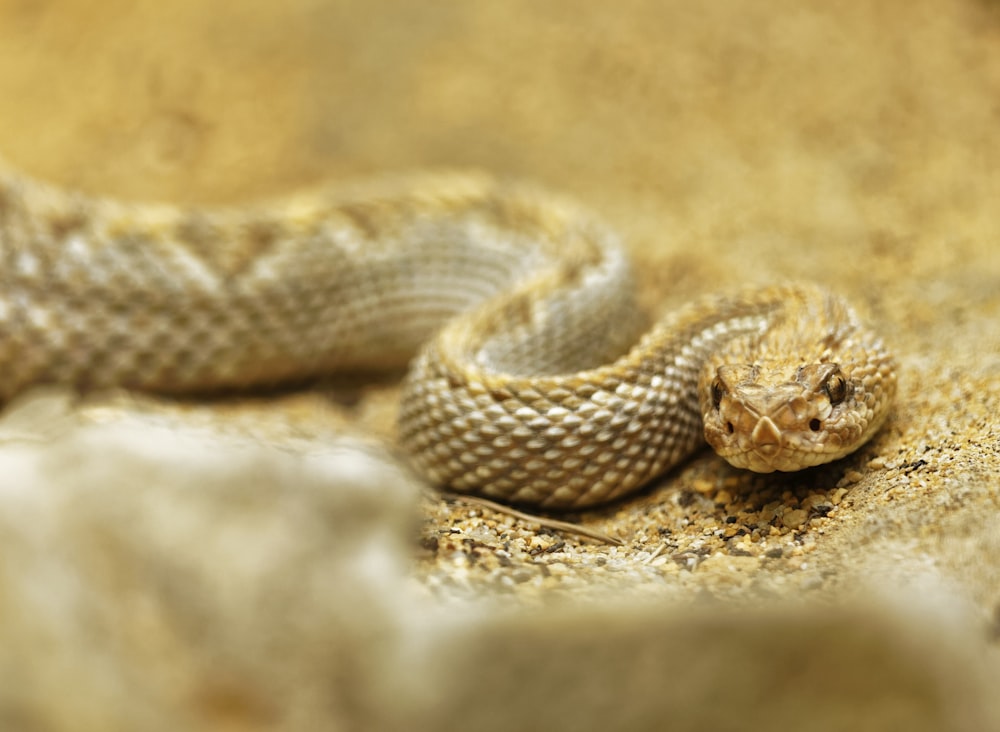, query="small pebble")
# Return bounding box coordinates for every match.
[692,479,715,494]
[782,509,808,529]
[759,502,782,522]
